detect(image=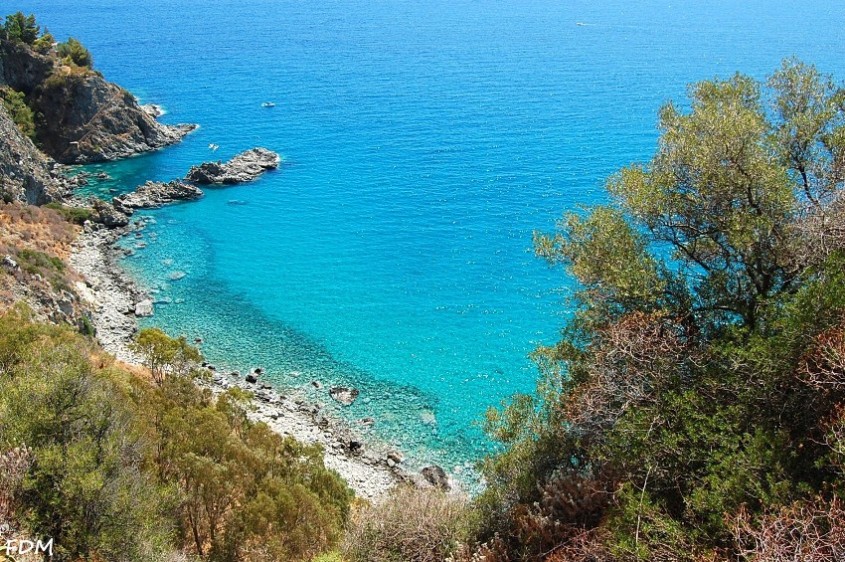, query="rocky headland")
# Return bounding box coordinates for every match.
[0,37,195,164]
[186,147,280,184]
